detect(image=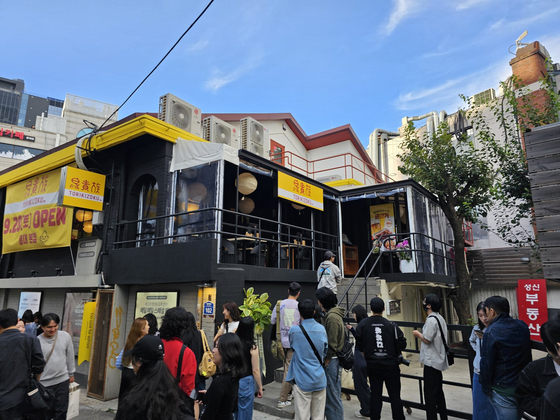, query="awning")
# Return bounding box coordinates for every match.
[170,139,239,172]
